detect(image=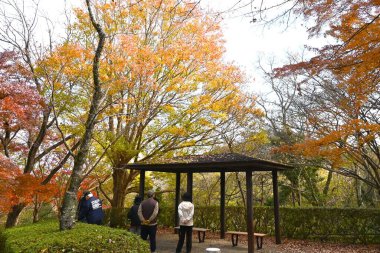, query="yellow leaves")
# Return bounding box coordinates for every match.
[161,126,187,136]
[209,100,223,111]
[54,82,63,90]
[250,130,269,145]
[198,117,211,127]
[161,105,175,114]
[179,140,197,147]
[210,111,228,120]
